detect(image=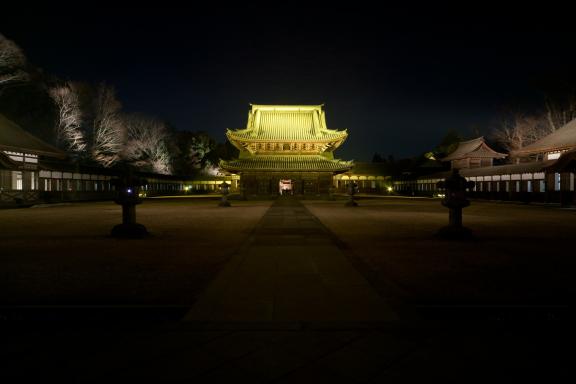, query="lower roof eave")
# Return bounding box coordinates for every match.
[219,165,352,174]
